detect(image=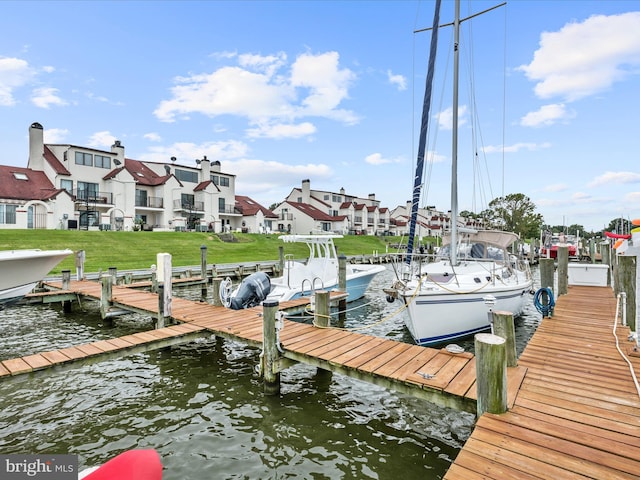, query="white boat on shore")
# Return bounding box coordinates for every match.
[0,248,73,308]
[224,234,385,309]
